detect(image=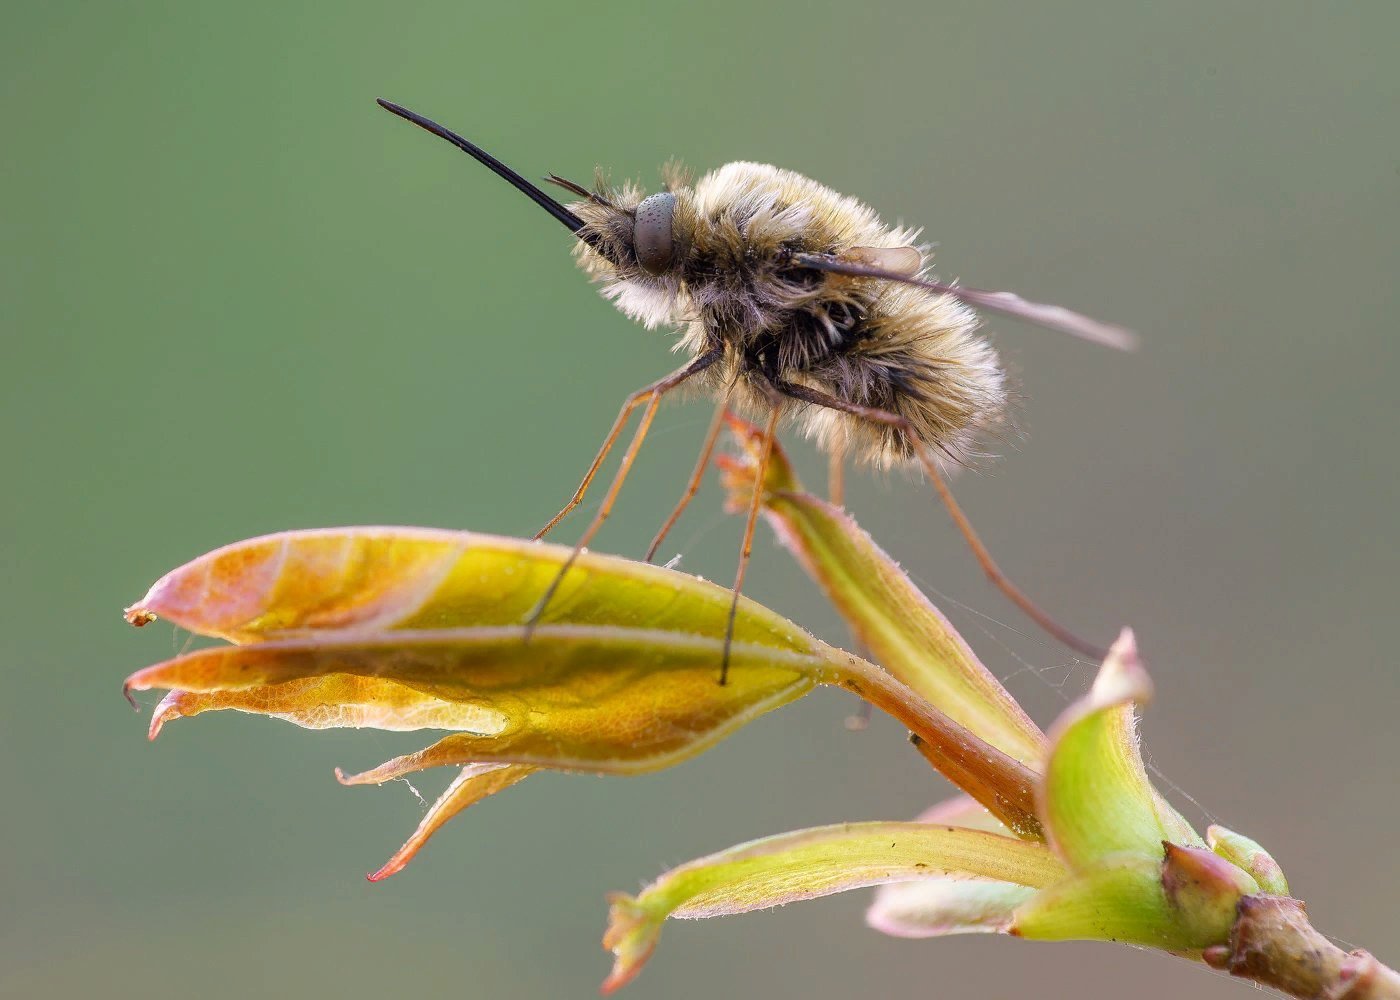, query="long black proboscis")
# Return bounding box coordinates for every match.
[376,98,589,237]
